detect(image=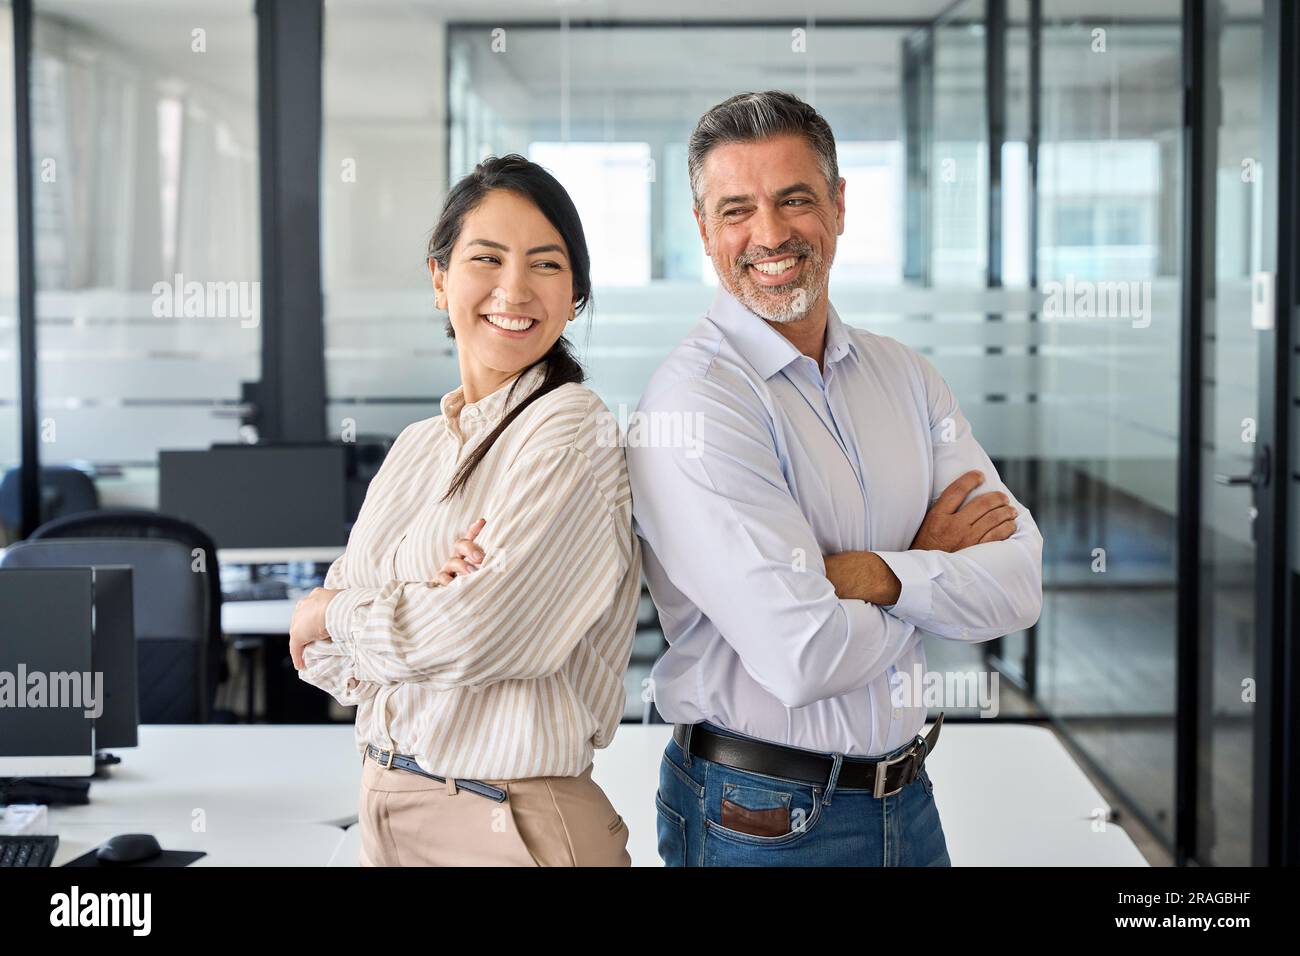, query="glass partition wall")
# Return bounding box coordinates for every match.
[4,0,1293,864]
[1031,1,1186,853]
[431,6,1292,861]
[25,0,260,511]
